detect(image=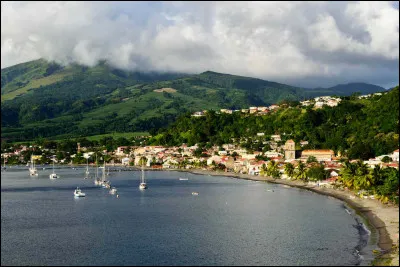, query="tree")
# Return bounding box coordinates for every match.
[307,163,327,181]
[295,161,308,182]
[381,156,392,163]
[266,160,280,179]
[260,163,267,176]
[284,163,295,179]
[138,156,147,166]
[306,156,318,164]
